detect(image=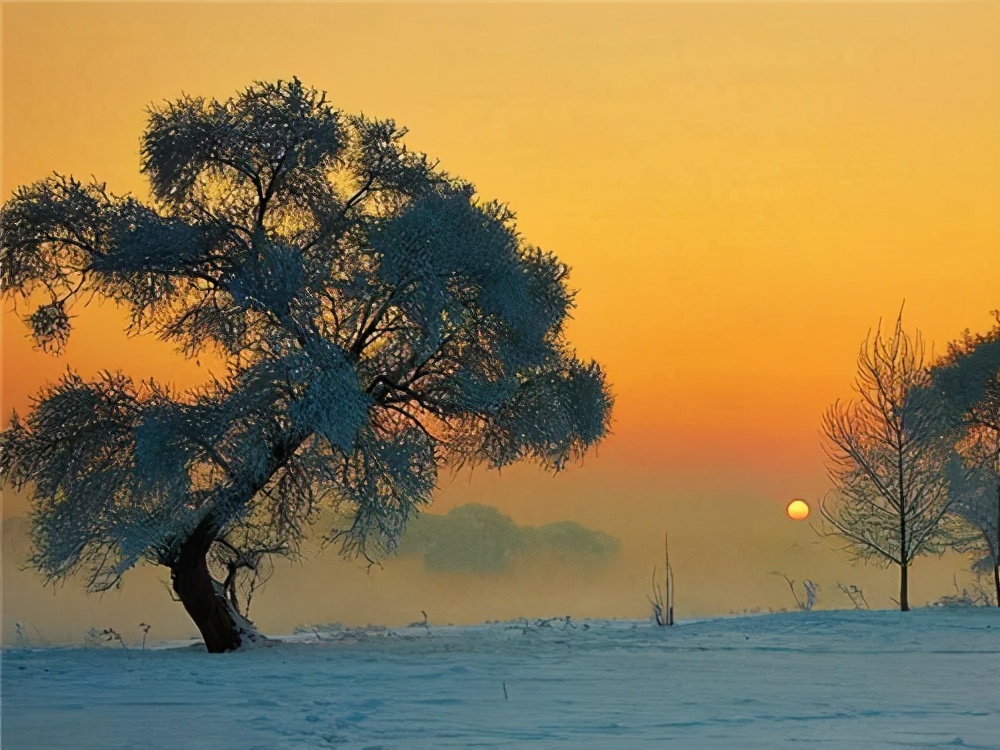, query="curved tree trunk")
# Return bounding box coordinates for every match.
[170,517,245,653]
[167,432,306,650]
